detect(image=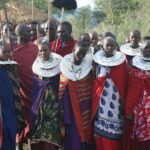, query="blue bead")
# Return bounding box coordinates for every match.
[108,110,113,117]
[102,90,108,97]
[112,93,117,100]
[105,81,110,88]
[101,120,105,126]
[110,102,115,109]
[101,97,106,105]
[109,123,114,129]
[113,85,118,92]
[100,107,104,114]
